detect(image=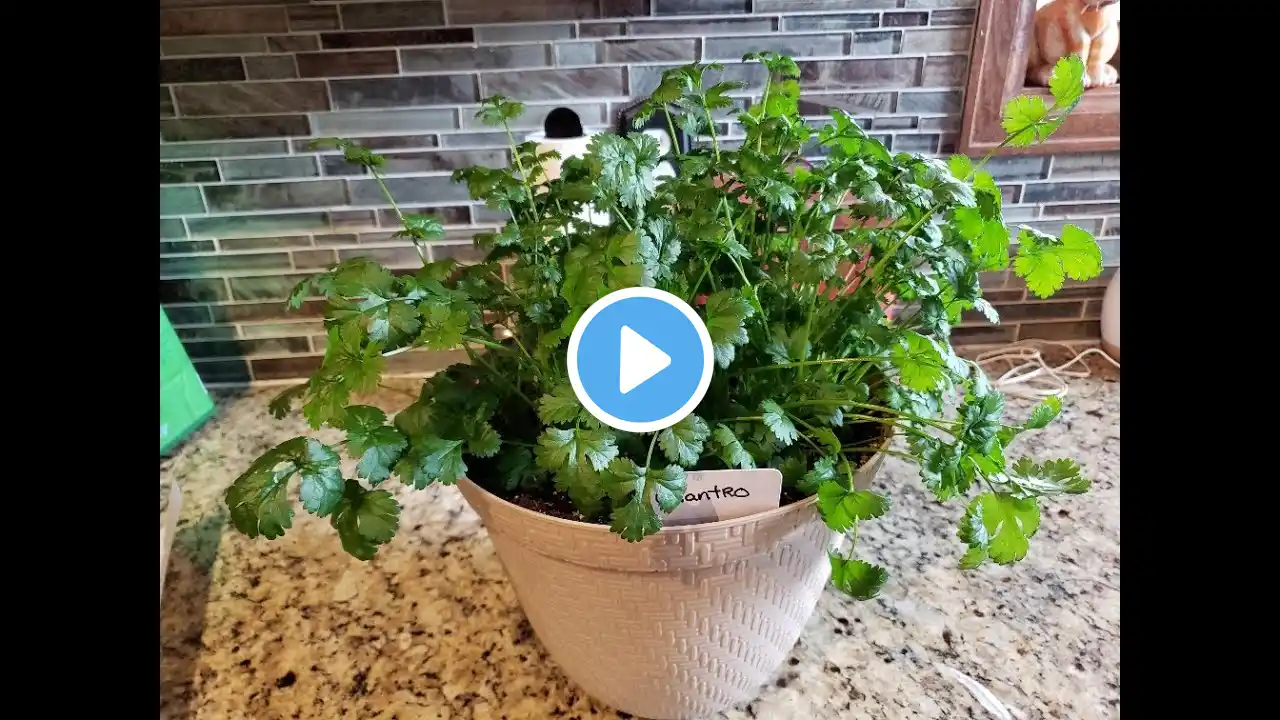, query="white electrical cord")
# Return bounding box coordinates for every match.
[973,340,1119,400]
